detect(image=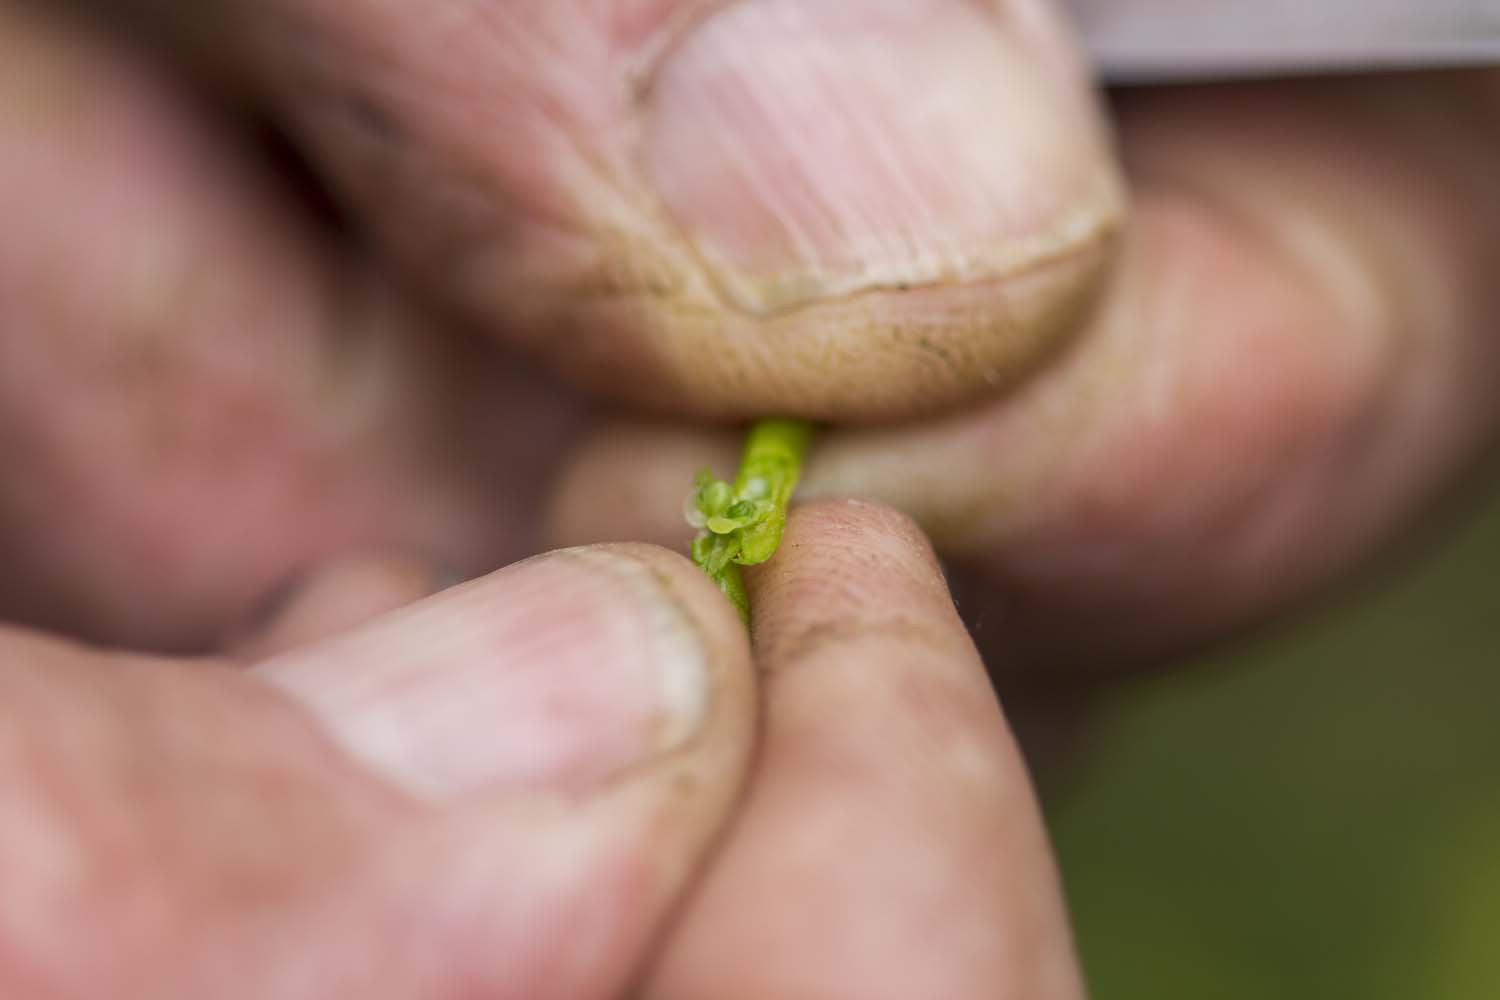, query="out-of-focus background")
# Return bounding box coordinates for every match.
[1050,485,1500,998]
